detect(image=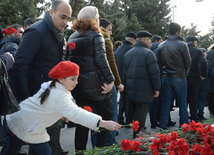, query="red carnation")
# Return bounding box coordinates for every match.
[8,27,17,33]
[200,143,211,155]
[191,144,202,154]
[132,121,139,132]
[169,131,178,141]
[181,123,189,133]
[82,106,92,112]
[189,120,197,131]
[131,140,141,152]
[158,134,168,144]
[121,139,132,151]
[68,42,76,49]
[2,29,12,36]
